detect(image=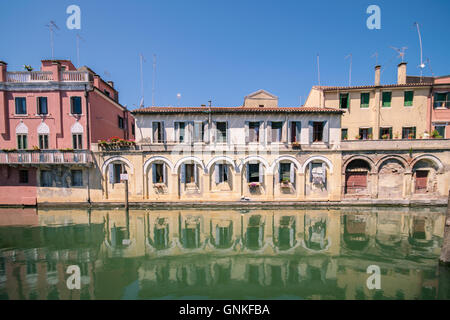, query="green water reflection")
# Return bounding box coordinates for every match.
[0,206,447,300]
